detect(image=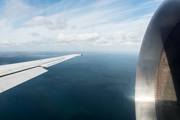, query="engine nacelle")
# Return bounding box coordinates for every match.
[135,0,180,120]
